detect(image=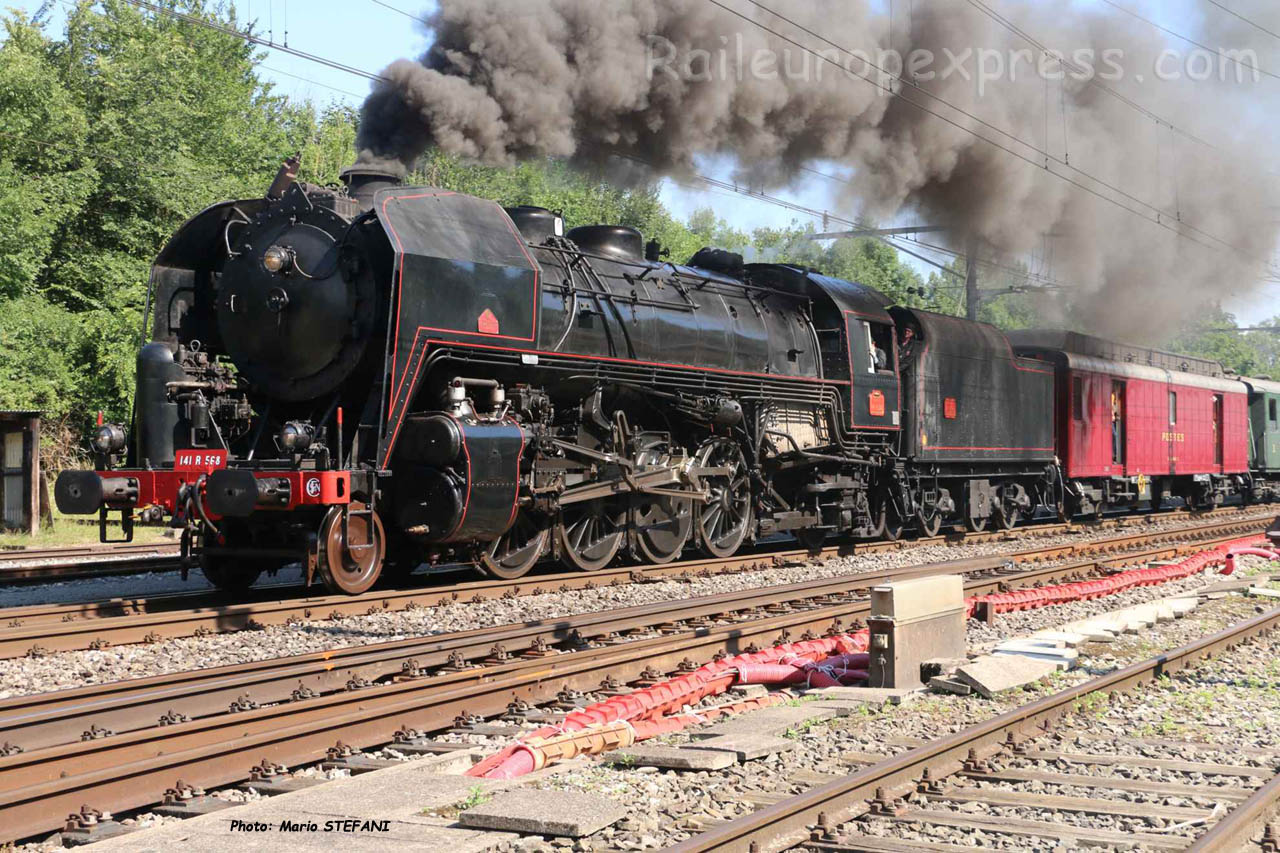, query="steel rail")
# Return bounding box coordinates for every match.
[1187,768,1280,851]
[0,504,1254,607]
[0,513,1262,660]
[0,533,1213,755]
[0,589,917,842]
[0,542,181,583]
[668,606,1280,853]
[0,524,1266,842]
[0,516,1086,624]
